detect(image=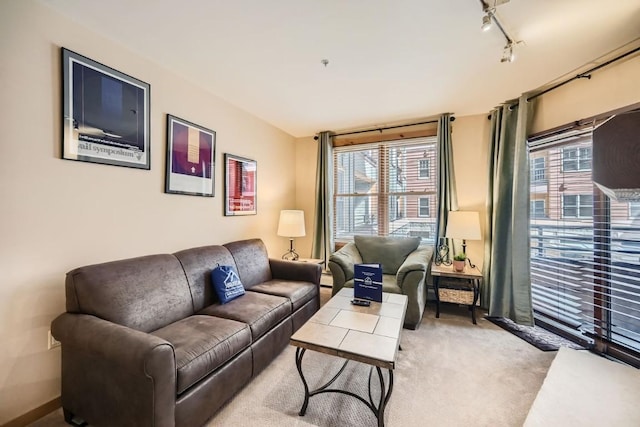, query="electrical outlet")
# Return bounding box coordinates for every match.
[48,330,61,350]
